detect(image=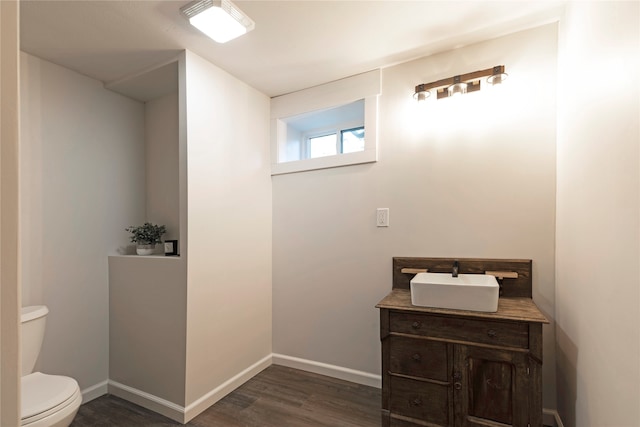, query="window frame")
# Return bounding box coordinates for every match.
[270,70,380,175]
